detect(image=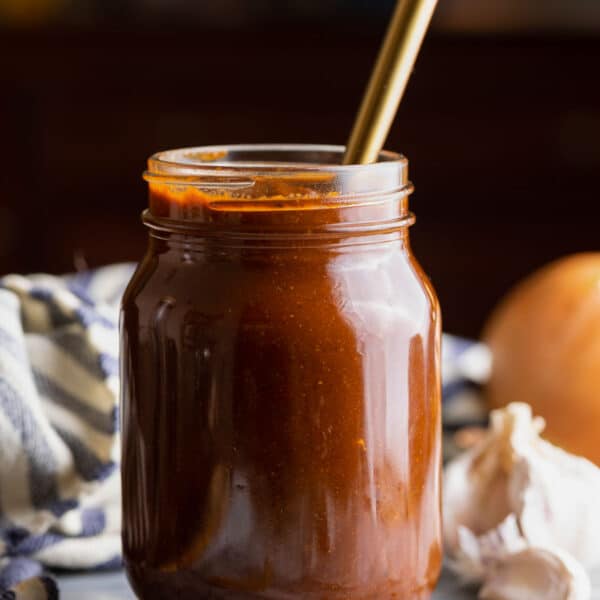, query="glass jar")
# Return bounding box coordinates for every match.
[120,144,442,599]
